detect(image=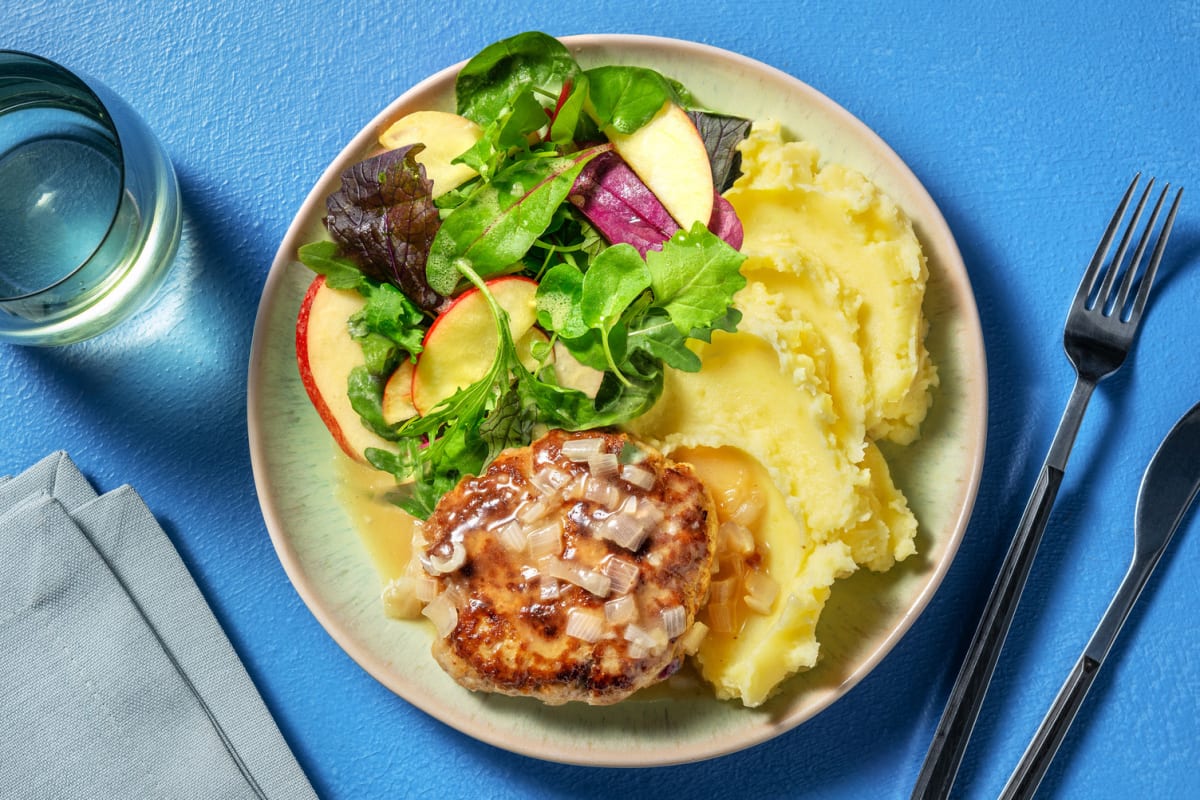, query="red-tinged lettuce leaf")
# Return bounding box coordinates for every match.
[687,110,752,193]
[425,145,607,296]
[568,149,680,256]
[708,192,744,251]
[324,145,444,312]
